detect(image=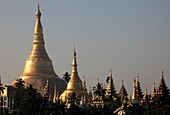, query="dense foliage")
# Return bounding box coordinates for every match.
[1,78,170,115]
